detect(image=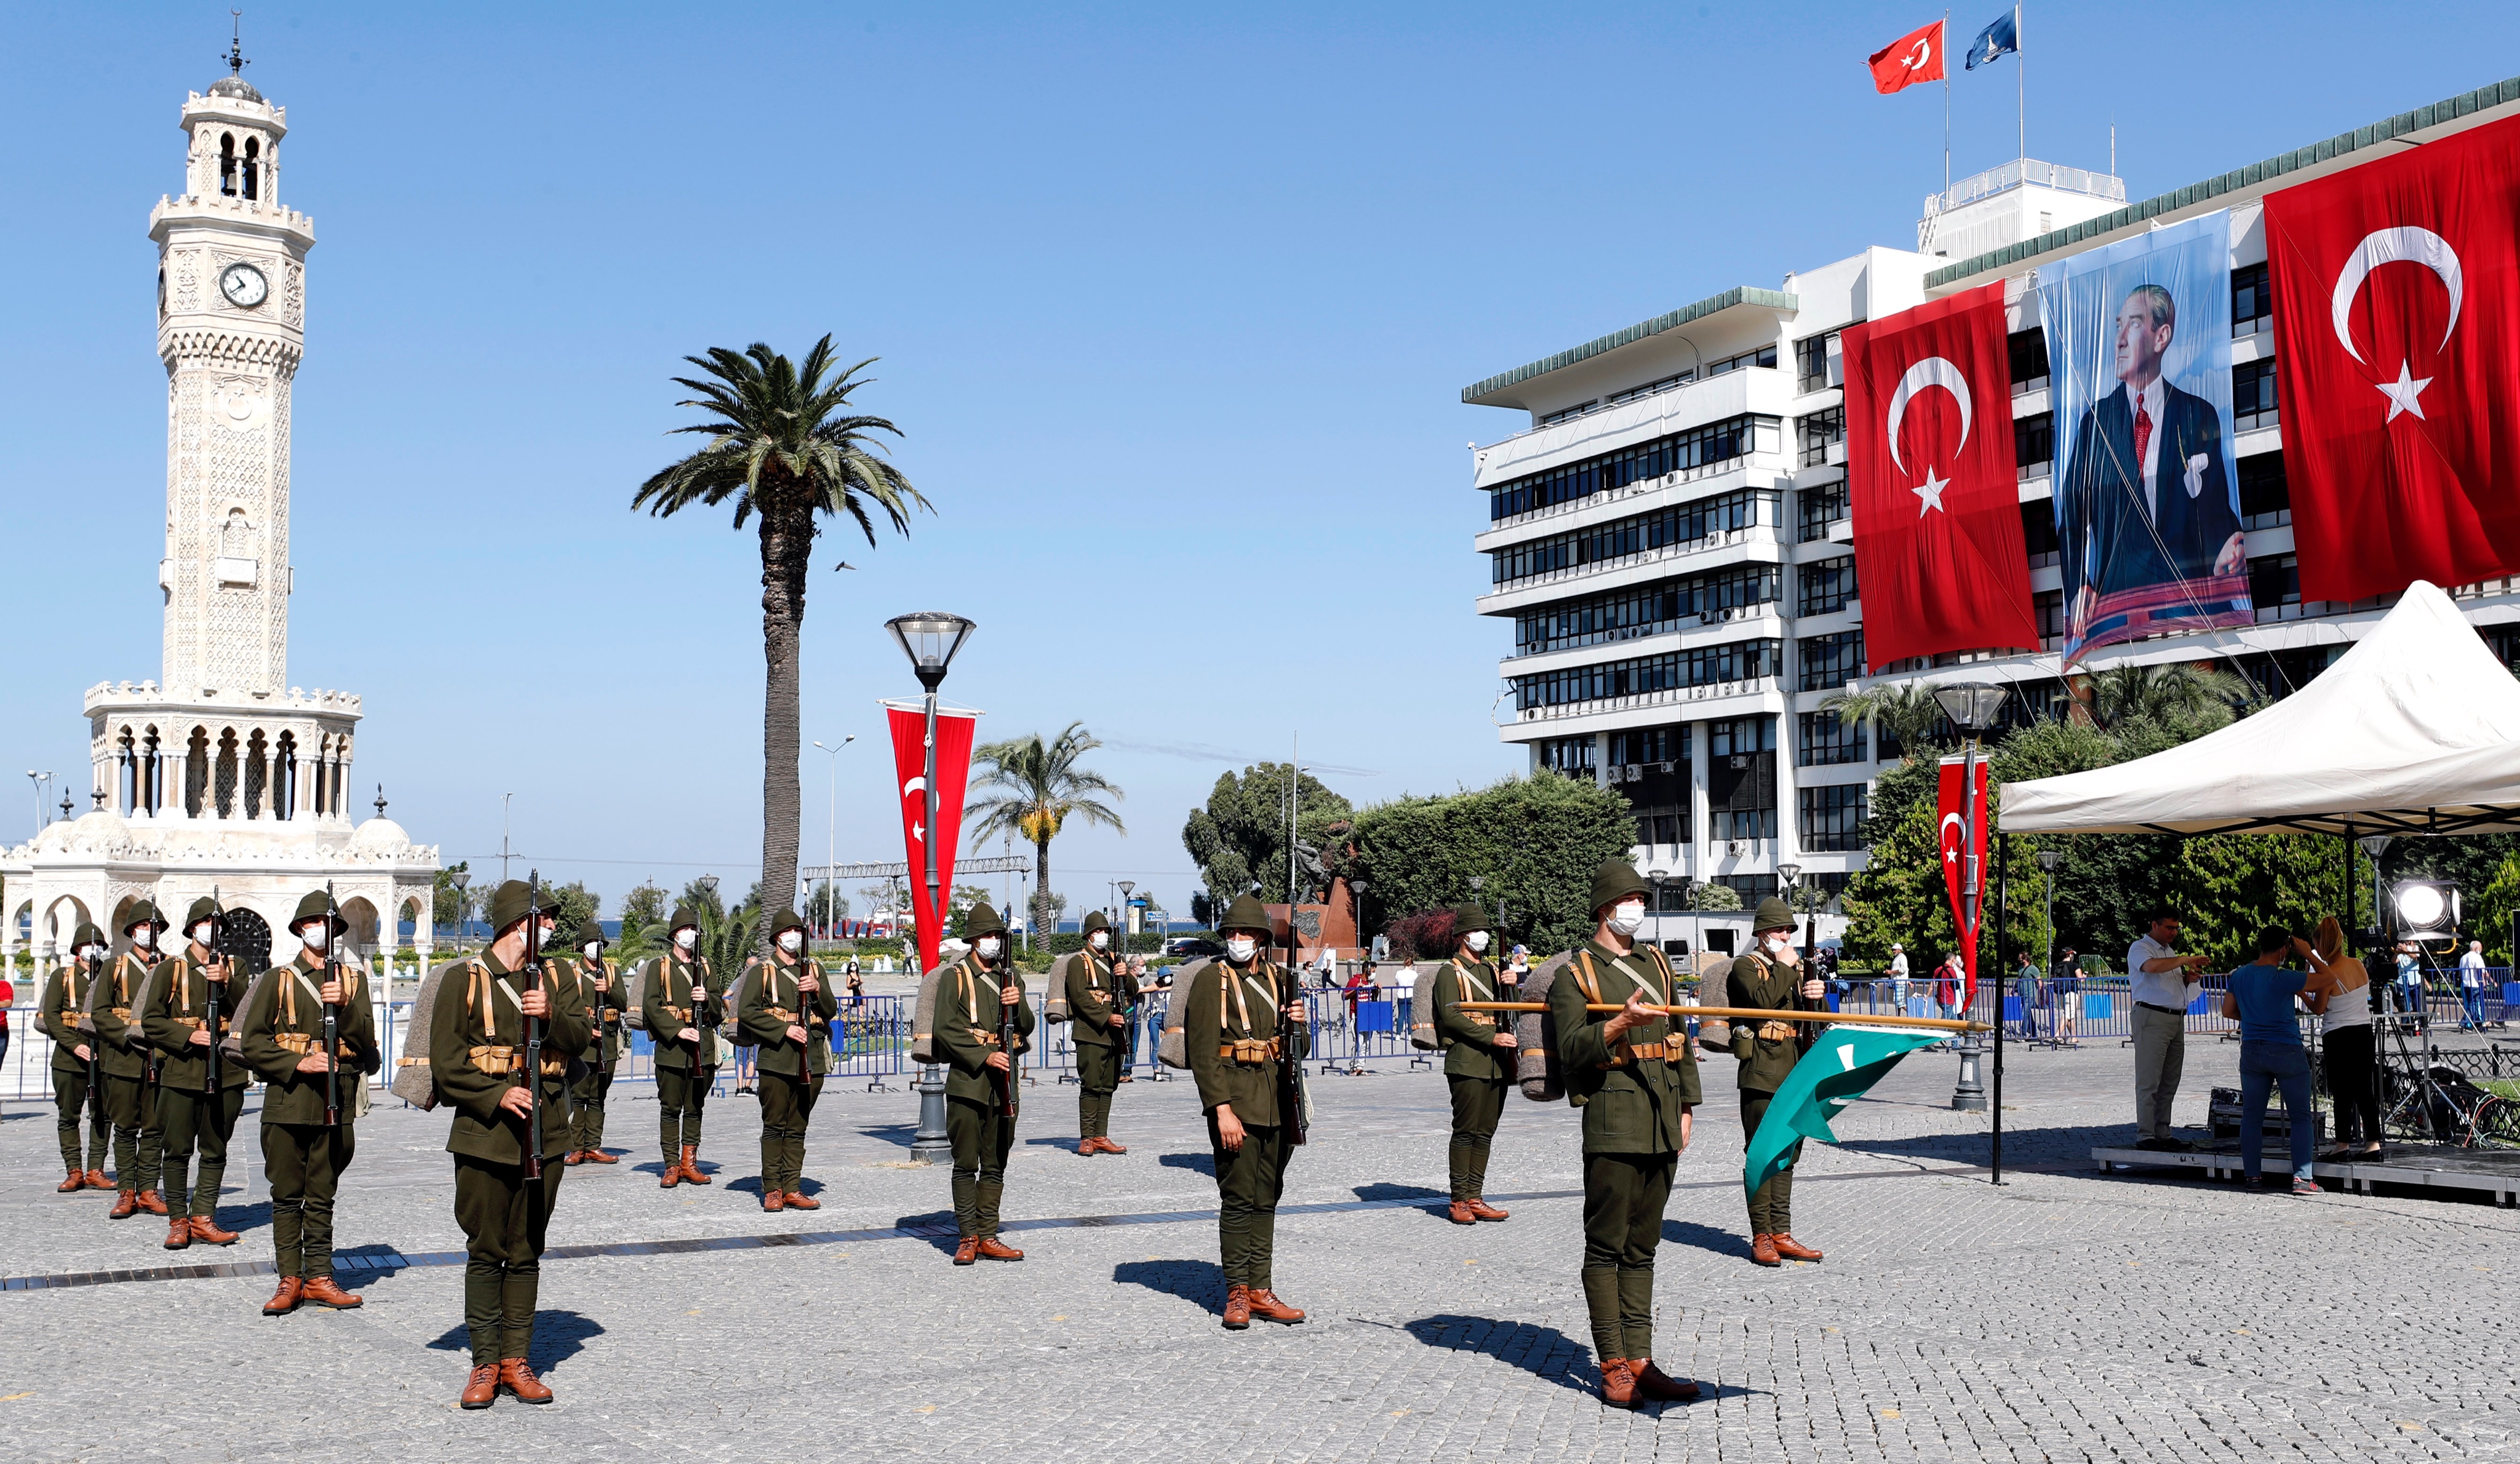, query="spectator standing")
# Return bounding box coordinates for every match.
[2458,941,2490,1032]
[844,960,864,1005]
[1390,960,1418,1035]
[1888,944,1911,1012]
[2015,952,2043,1040]
[1931,956,1960,1024]
[2220,928,2320,1194]
[2394,944,2422,1016]
[0,966,13,1074]
[2129,909,2211,1150]
[1119,956,1146,1078]
[2308,918,2381,1160]
[2052,949,2081,1044]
